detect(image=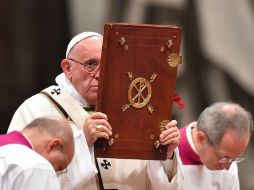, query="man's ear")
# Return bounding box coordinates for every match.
[197,131,207,145]
[61,59,72,80]
[47,138,62,153]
